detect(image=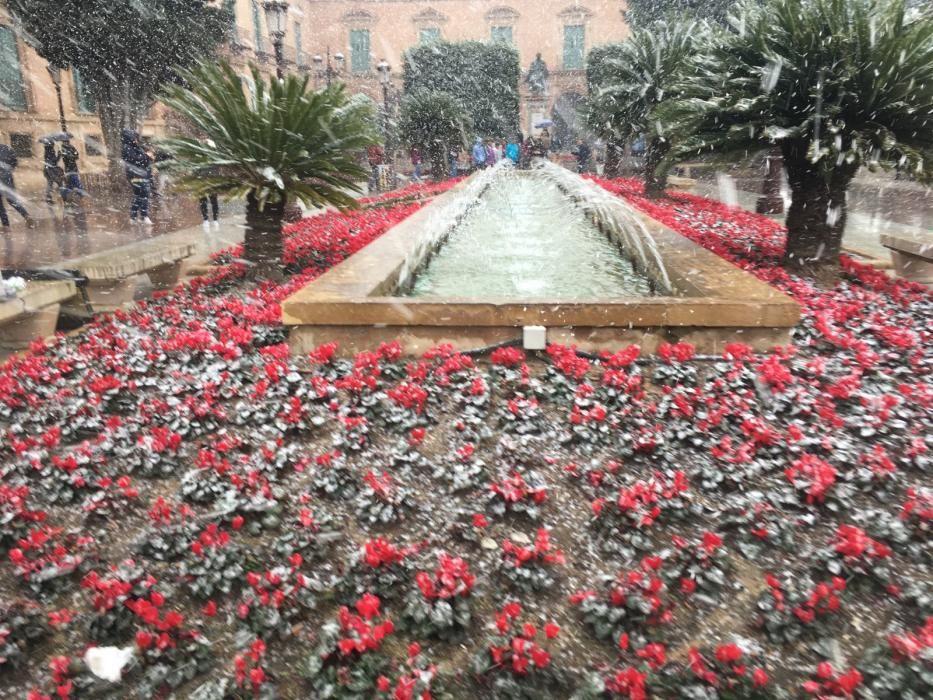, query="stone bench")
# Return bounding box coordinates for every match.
[881,232,933,285]
[56,239,198,313]
[0,280,77,350]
